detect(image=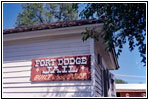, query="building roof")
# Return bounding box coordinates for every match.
[116,84,146,92]
[3,19,103,34]
[3,19,119,70]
